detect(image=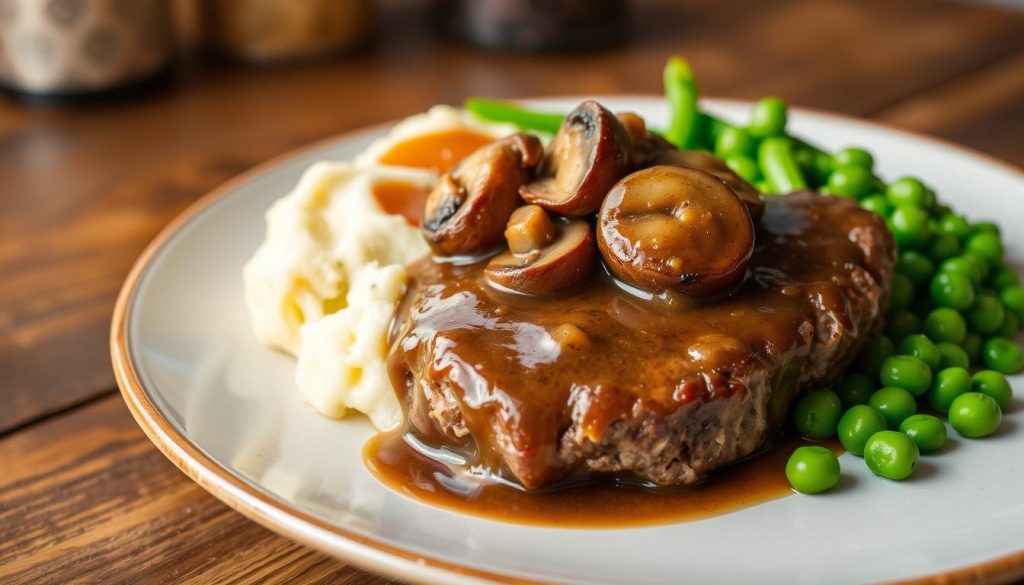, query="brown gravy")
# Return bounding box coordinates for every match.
[364,430,842,528]
[372,129,494,226]
[362,130,891,526]
[377,129,494,174]
[386,194,891,490]
[372,181,430,226]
